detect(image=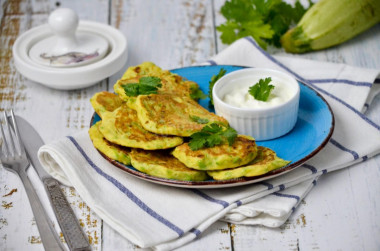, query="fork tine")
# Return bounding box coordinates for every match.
[4,111,17,156]
[0,111,10,157]
[9,110,24,156]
